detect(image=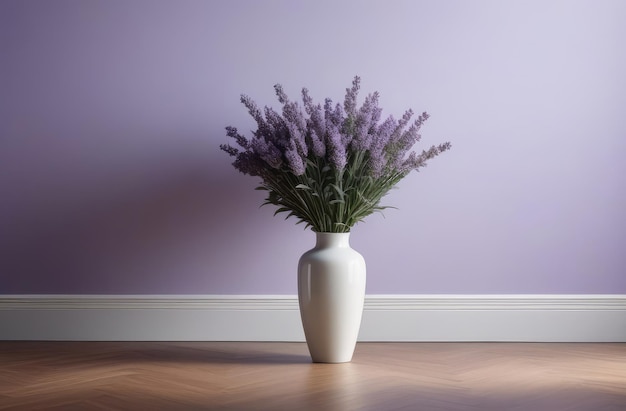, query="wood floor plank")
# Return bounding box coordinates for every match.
[0,342,625,410]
